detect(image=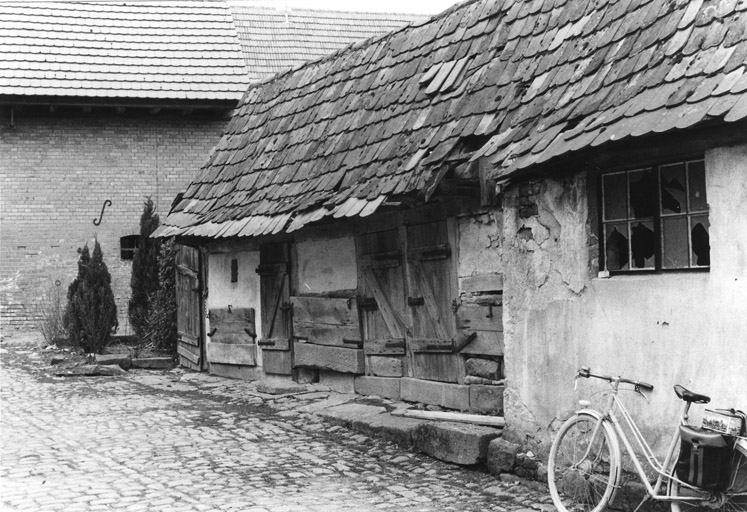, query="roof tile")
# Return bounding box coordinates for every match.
[158,0,747,237]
